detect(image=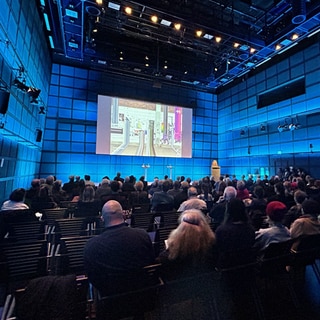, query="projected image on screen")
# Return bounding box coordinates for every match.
[96,95,192,158]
